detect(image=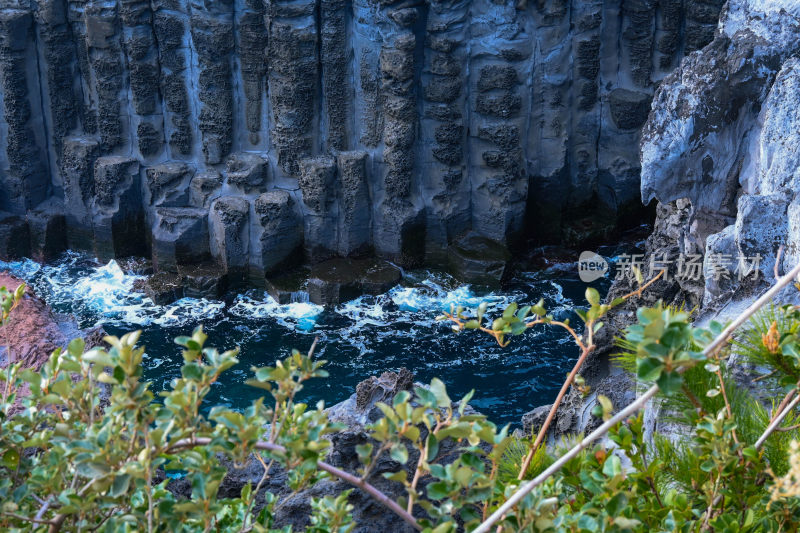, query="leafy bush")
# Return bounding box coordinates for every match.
[3,276,800,531]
